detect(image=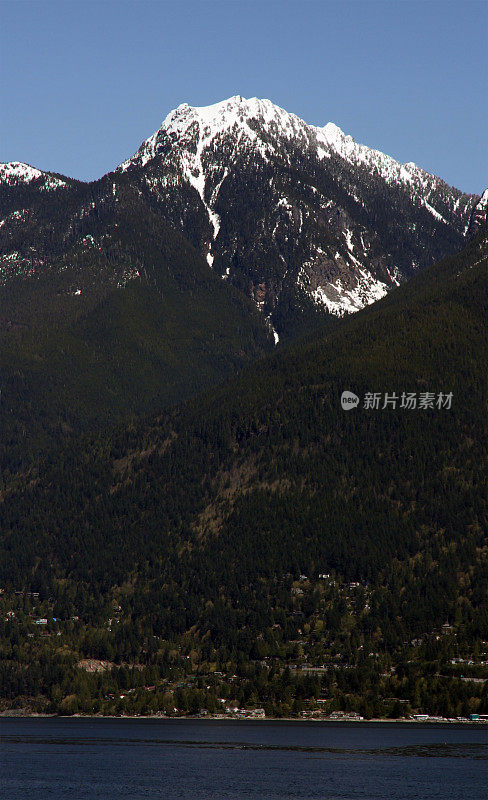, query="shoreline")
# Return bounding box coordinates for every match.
[1,712,486,726]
